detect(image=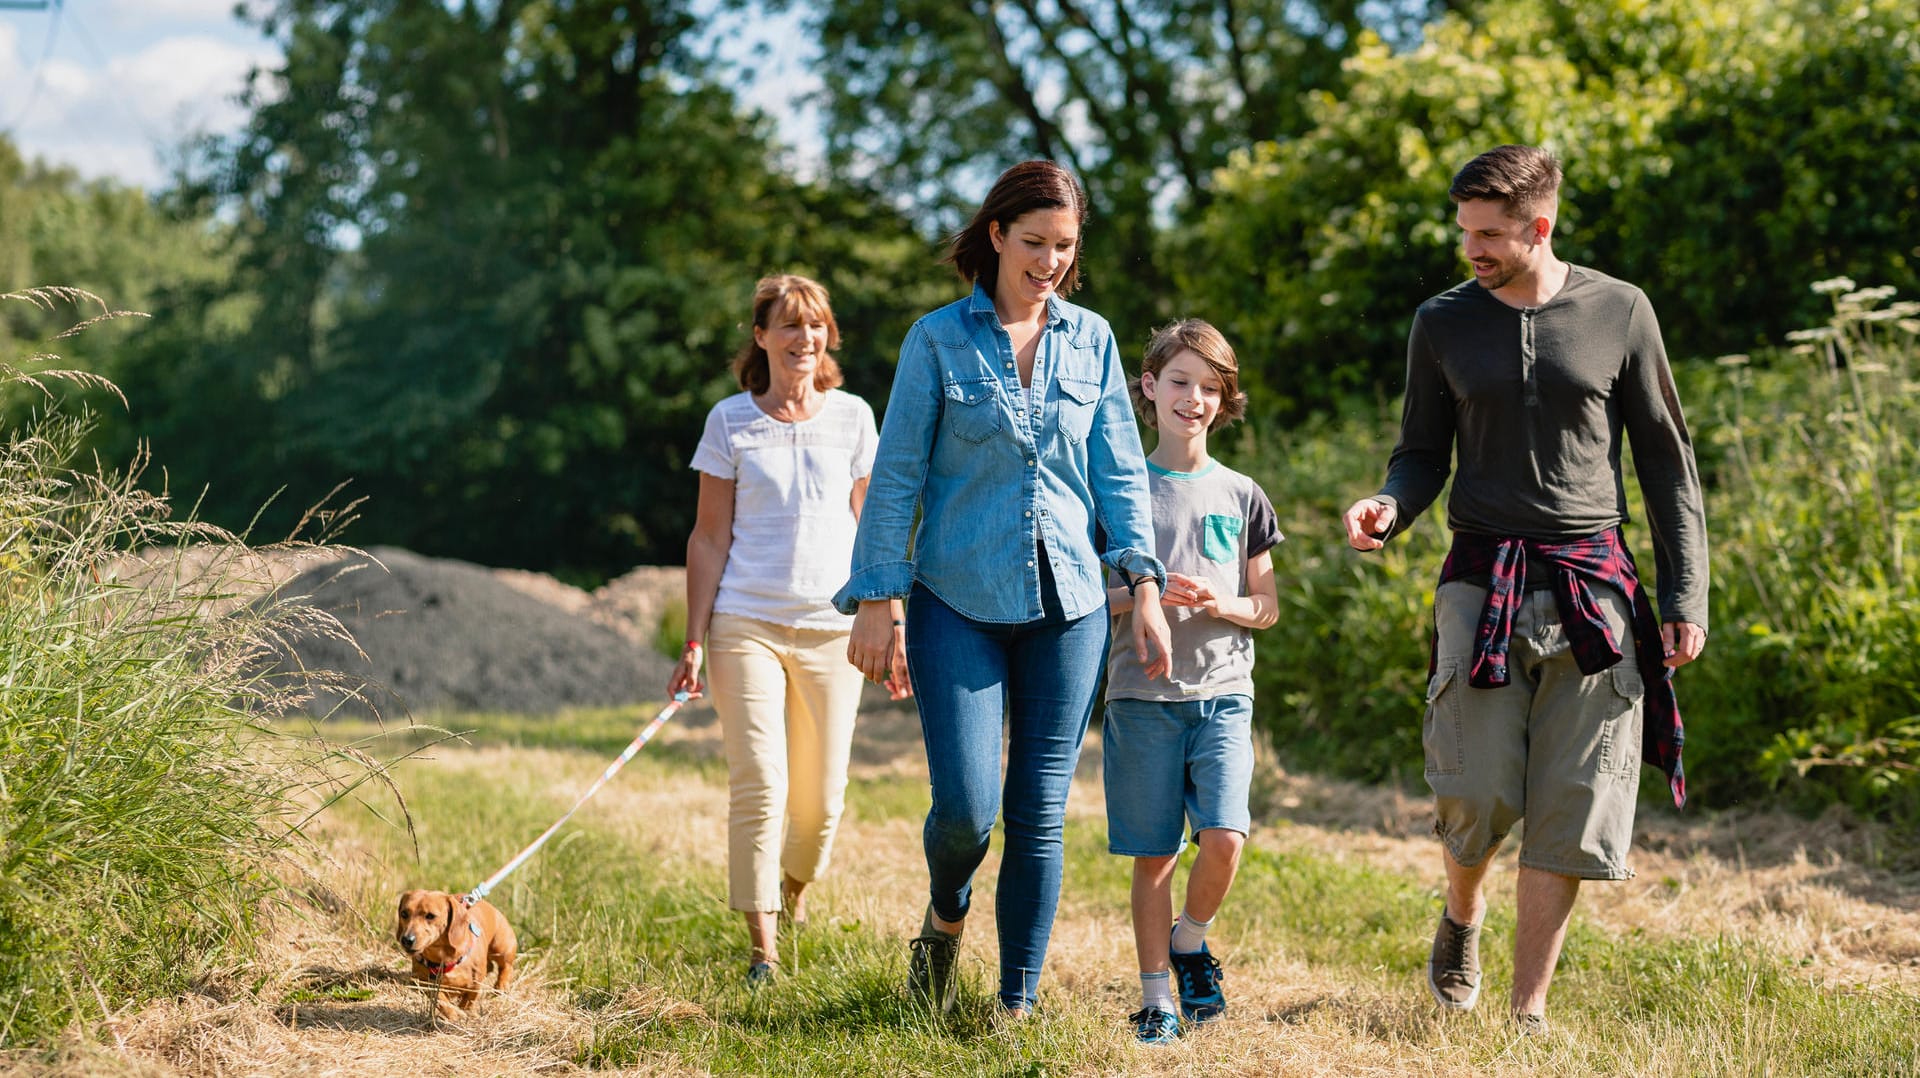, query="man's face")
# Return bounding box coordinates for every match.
[1455,198,1545,292]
